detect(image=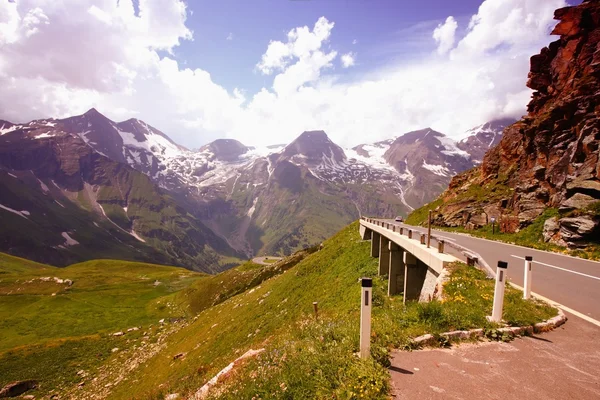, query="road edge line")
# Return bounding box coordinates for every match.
[508,282,600,328]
